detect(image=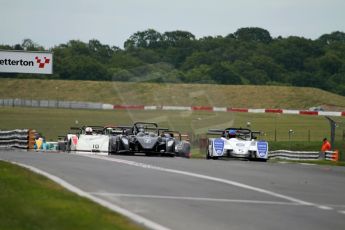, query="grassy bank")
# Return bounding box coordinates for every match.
[0,160,143,230]
[1,78,345,110]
